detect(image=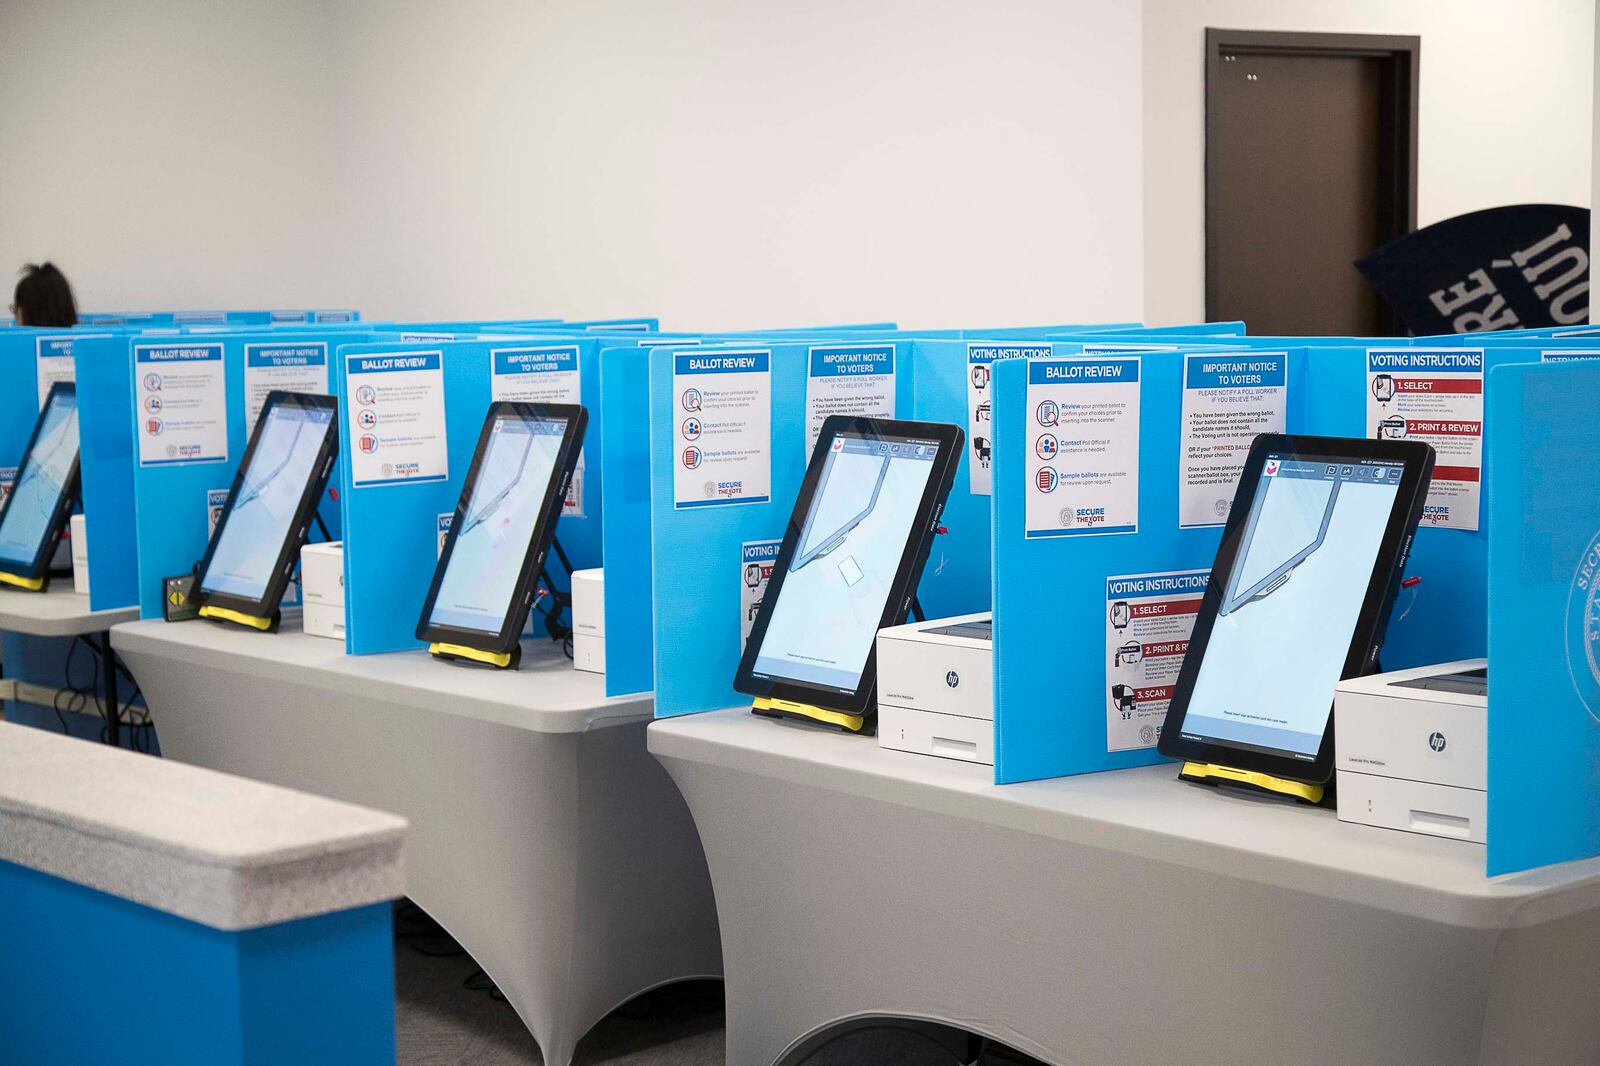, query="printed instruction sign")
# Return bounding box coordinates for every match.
[739,539,782,648]
[437,513,453,558]
[672,350,771,509]
[490,345,585,516]
[805,344,895,456]
[967,343,1050,495]
[1024,357,1141,538]
[35,337,79,409]
[135,343,229,467]
[0,467,15,510]
[1542,350,1600,363]
[243,342,329,429]
[1180,352,1288,527]
[207,487,230,536]
[1366,348,1483,530]
[1105,569,1209,751]
[345,351,449,488]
